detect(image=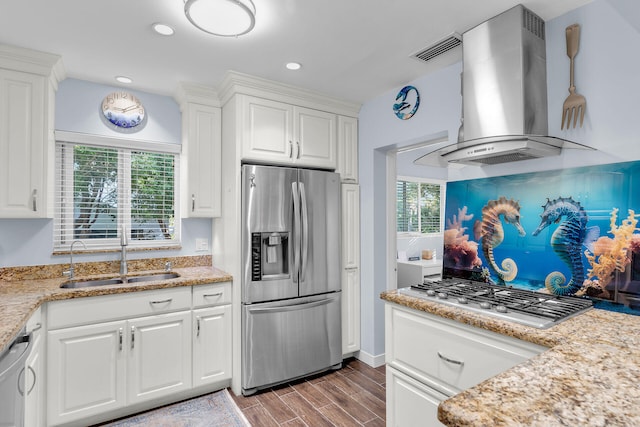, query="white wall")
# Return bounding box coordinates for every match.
[358,0,640,362]
[0,78,212,268]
